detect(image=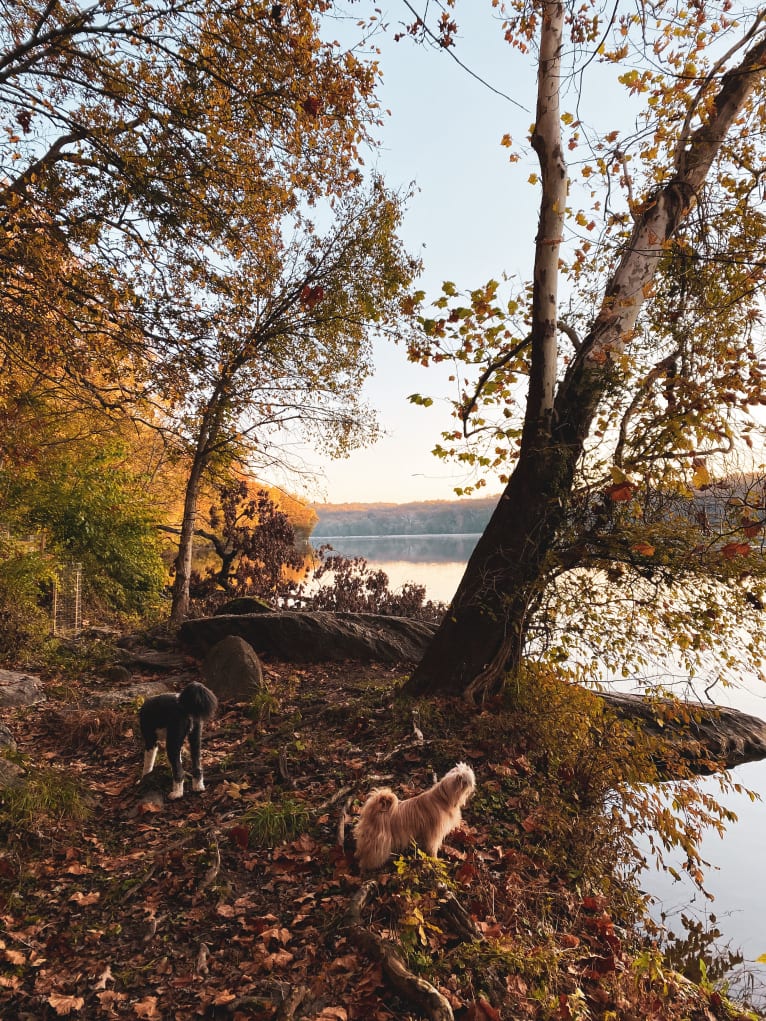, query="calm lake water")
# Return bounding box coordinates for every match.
[316,532,766,1006]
